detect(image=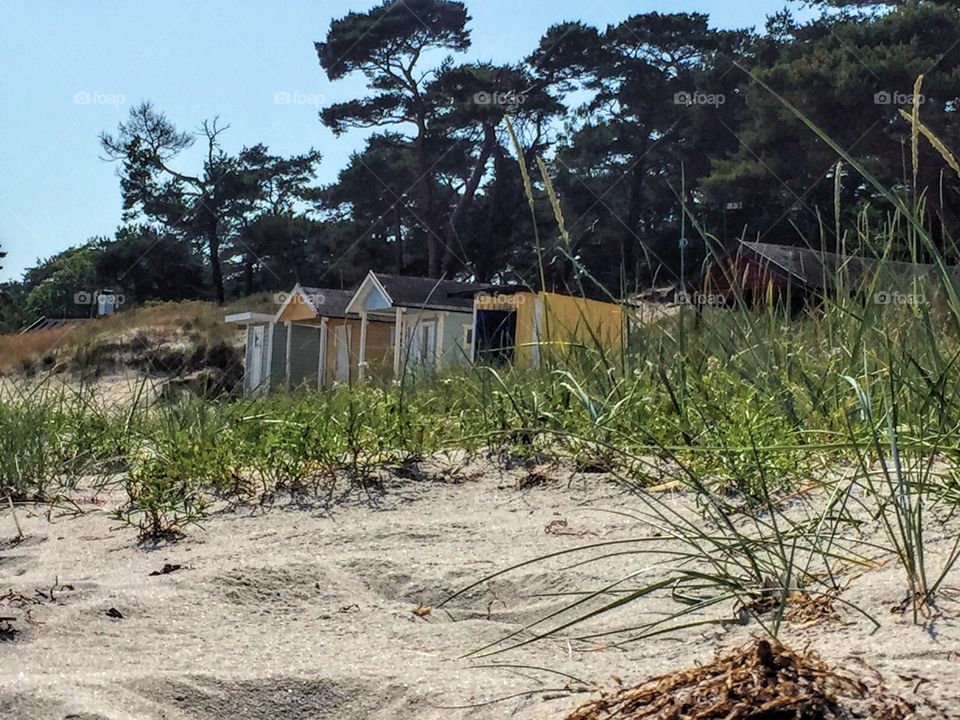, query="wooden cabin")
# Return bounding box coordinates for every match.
[226,284,394,393]
[345,272,484,378]
[469,288,625,367]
